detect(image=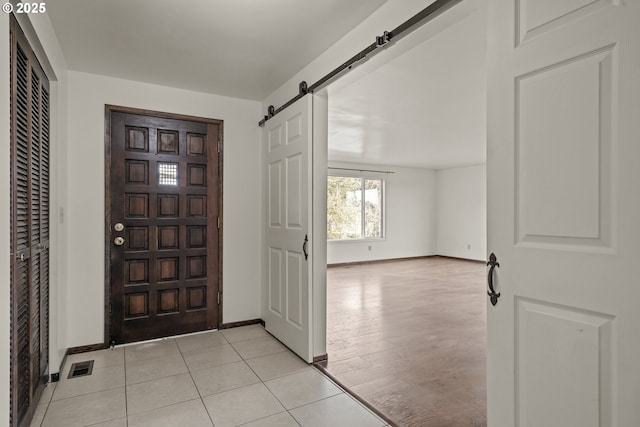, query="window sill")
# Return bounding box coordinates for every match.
[328,238,386,244]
